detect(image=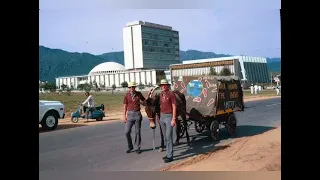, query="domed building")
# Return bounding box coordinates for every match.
[55,61,157,89]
